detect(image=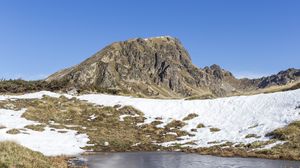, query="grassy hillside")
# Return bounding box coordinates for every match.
[1,79,300,99]
[0,79,46,93]
[0,141,67,168]
[236,82,300,96]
